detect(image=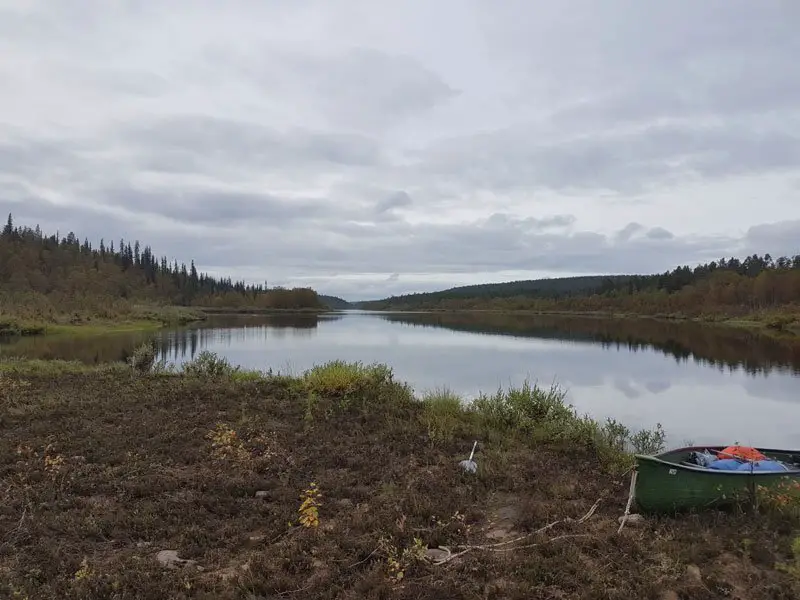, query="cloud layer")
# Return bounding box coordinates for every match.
[1,0,799,299]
